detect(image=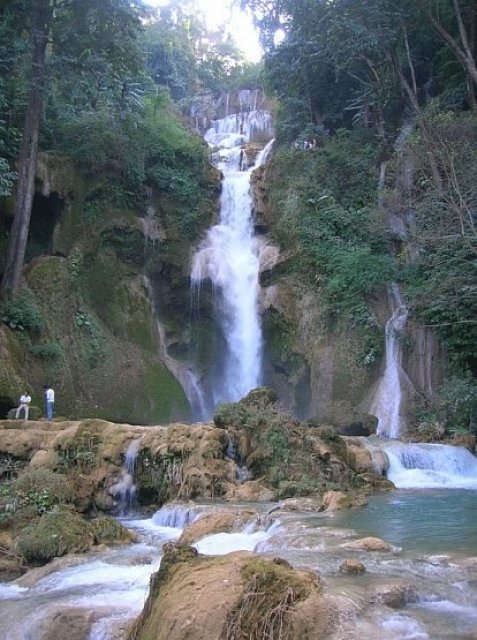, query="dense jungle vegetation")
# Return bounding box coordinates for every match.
[0,0,476,434]
[242,0,477,435]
